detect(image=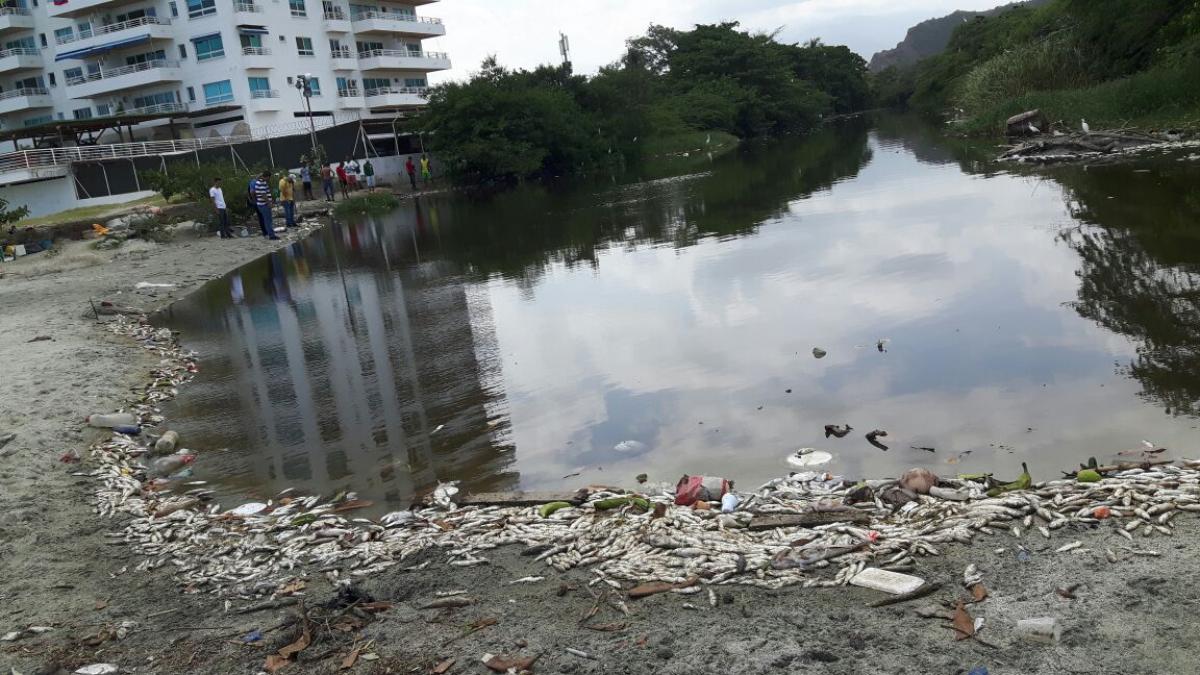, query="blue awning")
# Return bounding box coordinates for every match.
[190,32,221,42]
[236,25,268,34]
[54,33,151,60]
